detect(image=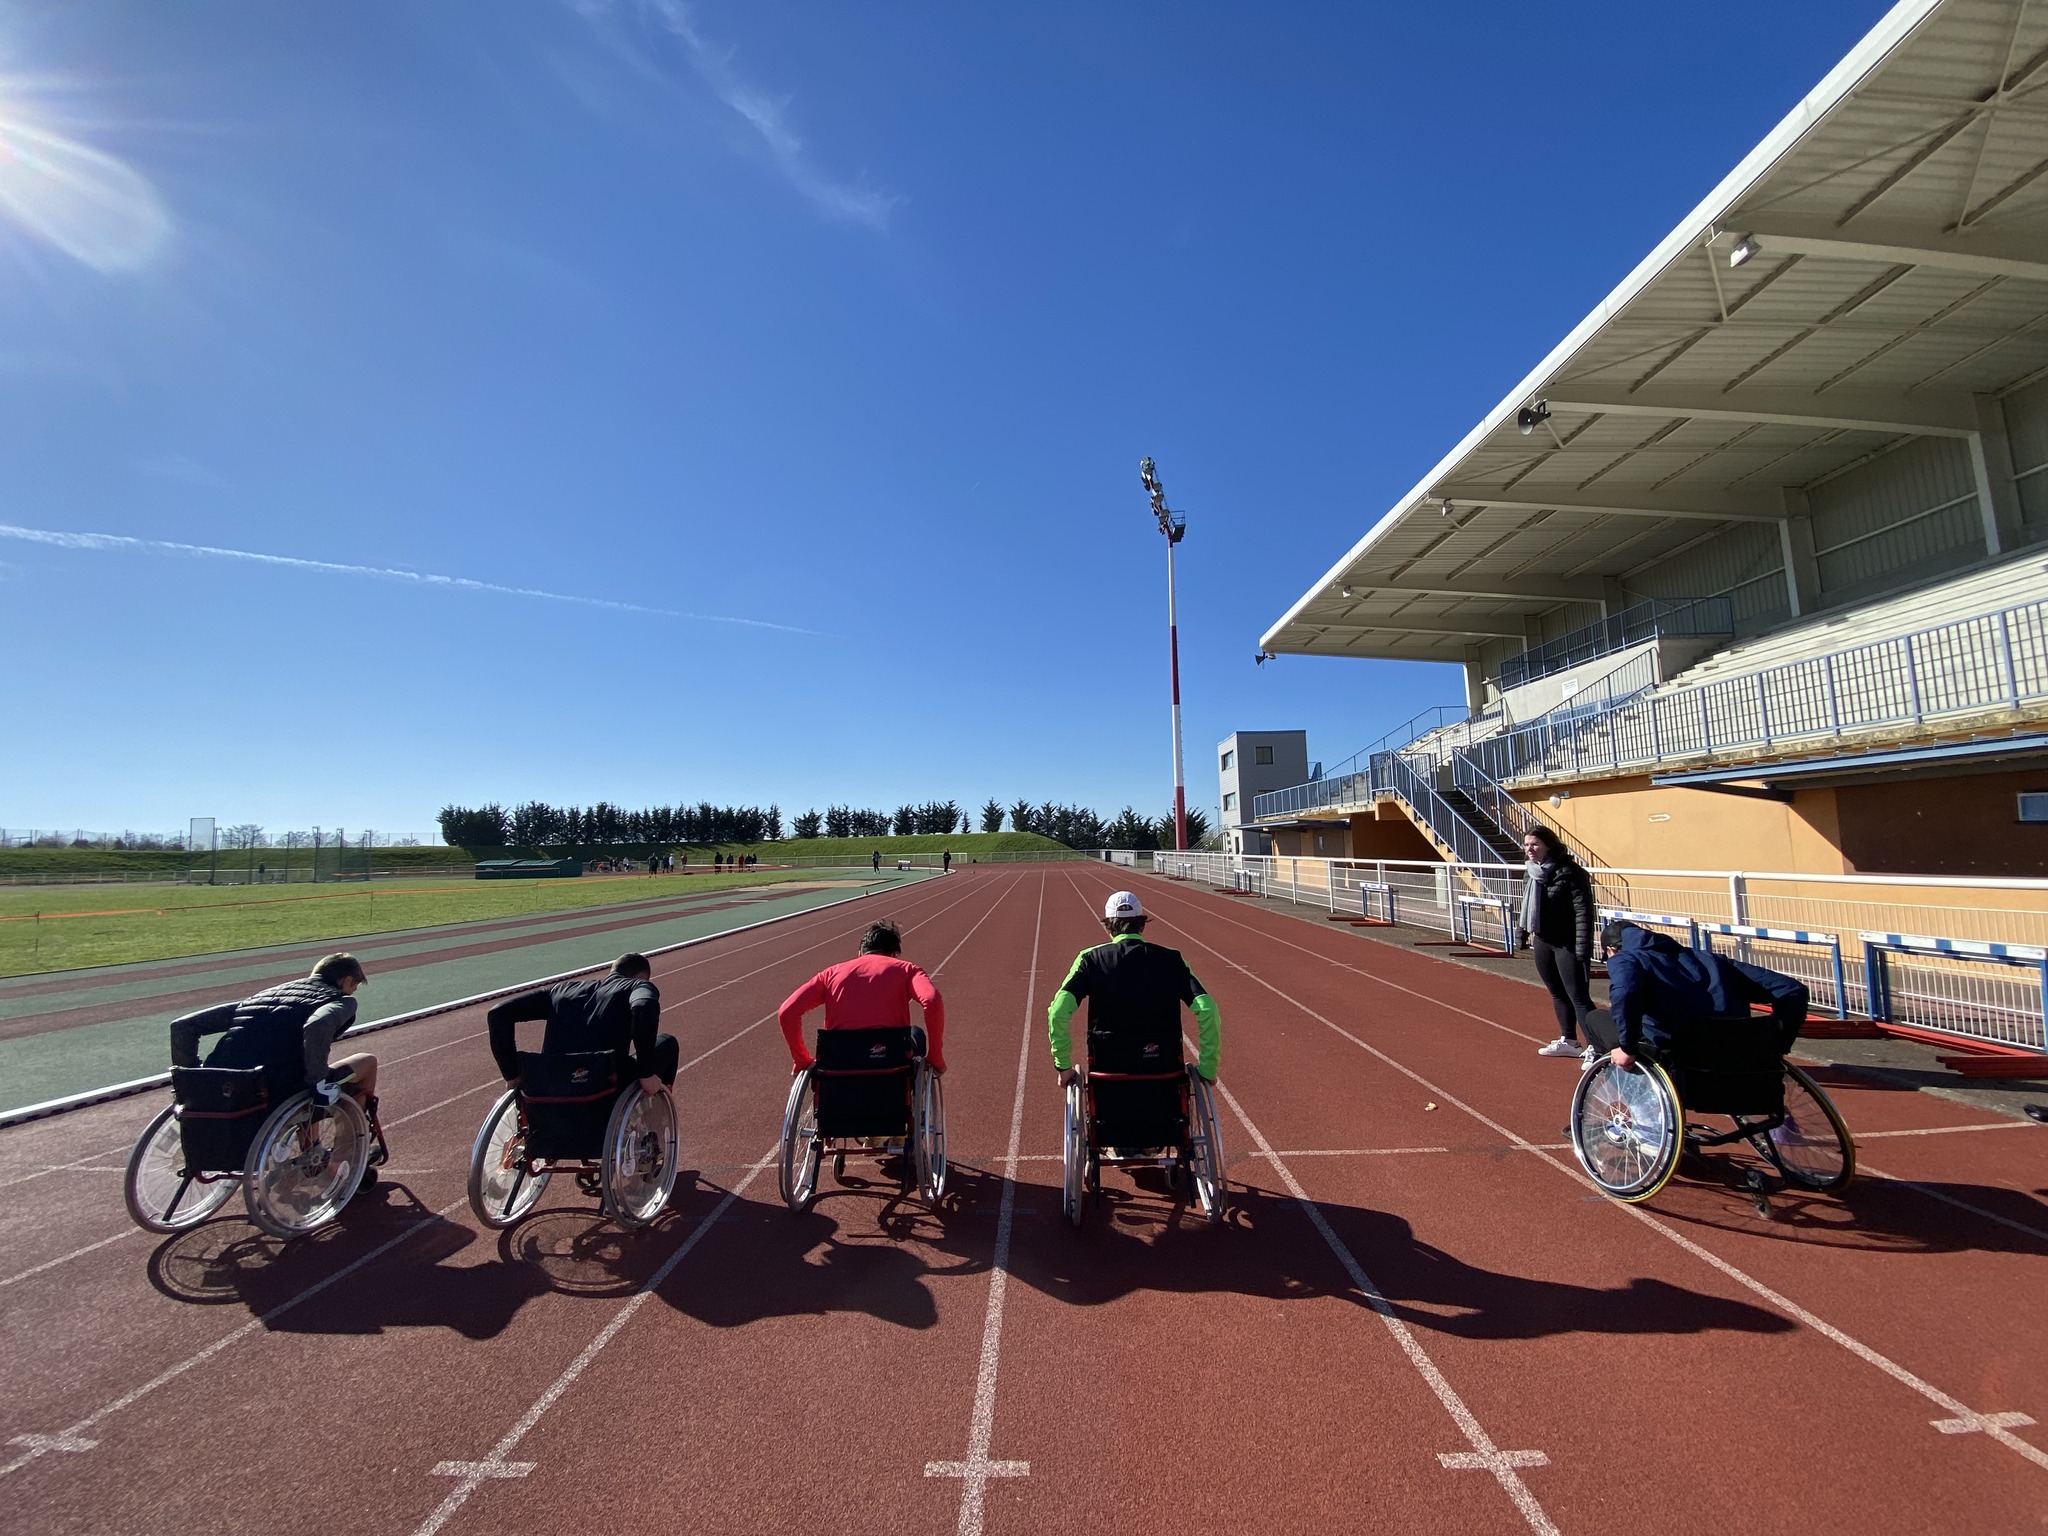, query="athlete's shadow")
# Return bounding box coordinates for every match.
[1010,1181,1794,1342]
[145,1181,548,1340]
